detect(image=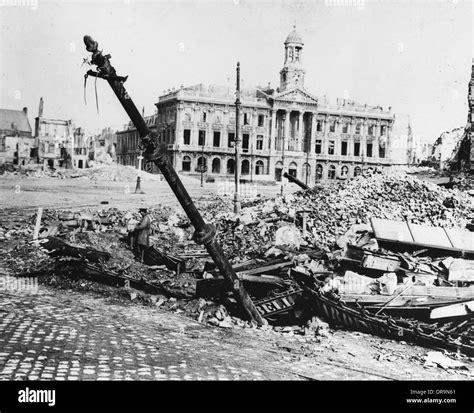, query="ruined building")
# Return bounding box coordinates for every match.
[432,58,474,171]
[35,97,74,169]
[468,58,474,170]
[116,112,158,169]
[118,27,397,182]
[0,107,34,165]
[34,97,90,169]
